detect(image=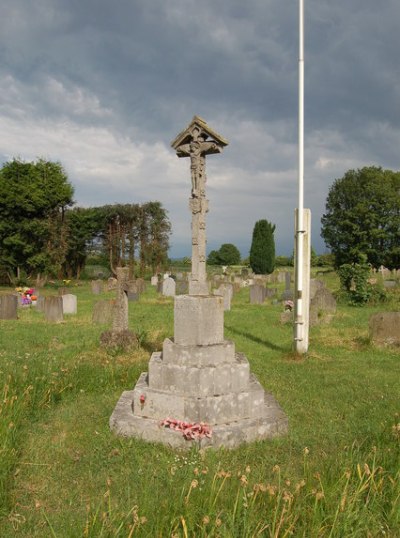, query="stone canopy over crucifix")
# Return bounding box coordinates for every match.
[171,116,228,295]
